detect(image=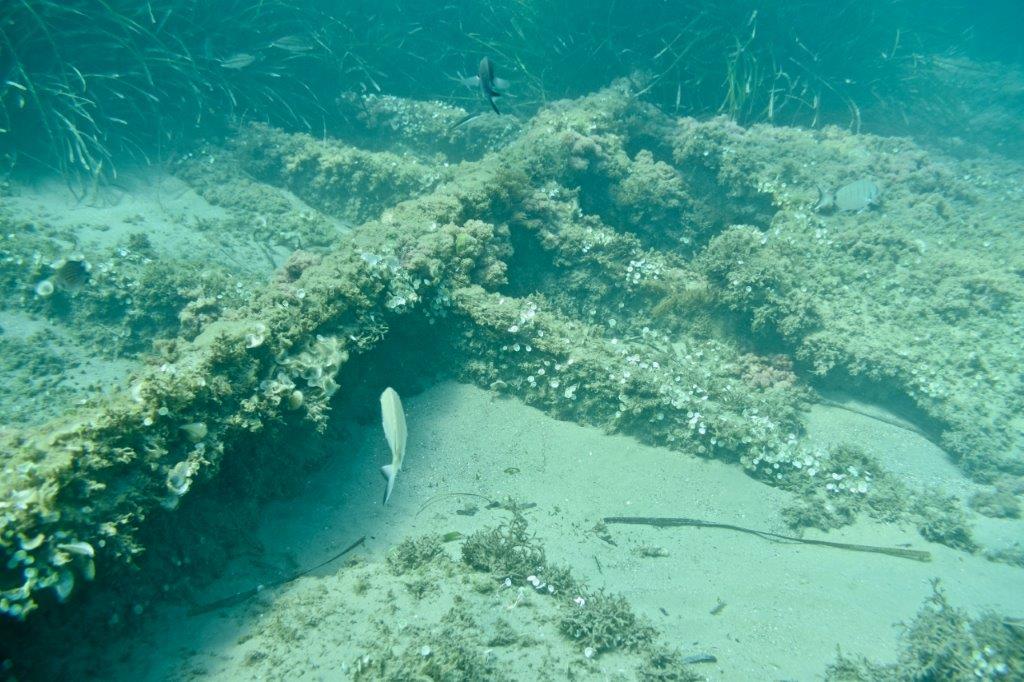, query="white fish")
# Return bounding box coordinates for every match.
[379,387,407,504]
